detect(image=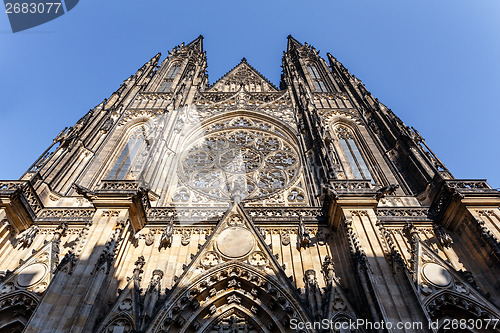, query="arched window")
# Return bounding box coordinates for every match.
[159,63,181,92]
[307,64,327,92]
[106,126,150,180]
[336,126,374,182]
